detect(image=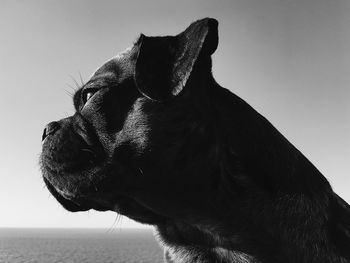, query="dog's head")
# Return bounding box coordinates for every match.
[40,18,222,225]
